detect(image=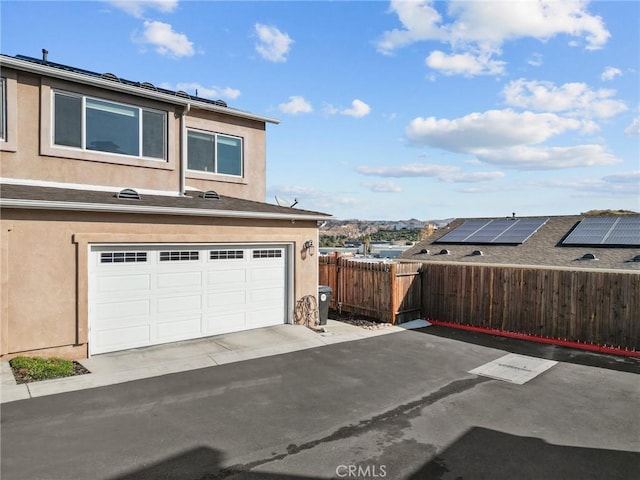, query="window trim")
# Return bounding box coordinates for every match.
[0,71,18,152]
[40,79,175,170]
[186,127,244,178]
